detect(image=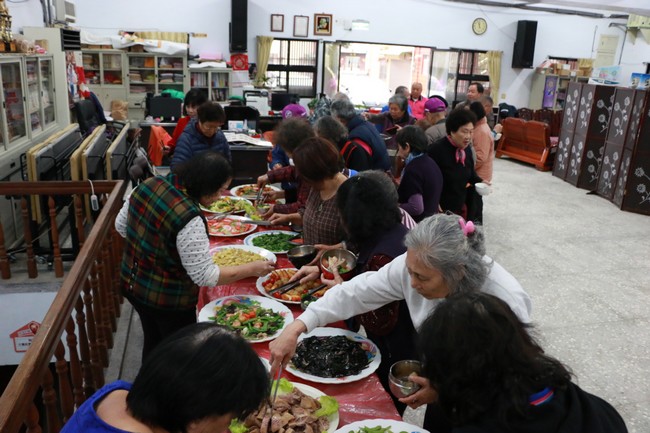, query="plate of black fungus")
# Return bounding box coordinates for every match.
[287,327,381,384]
